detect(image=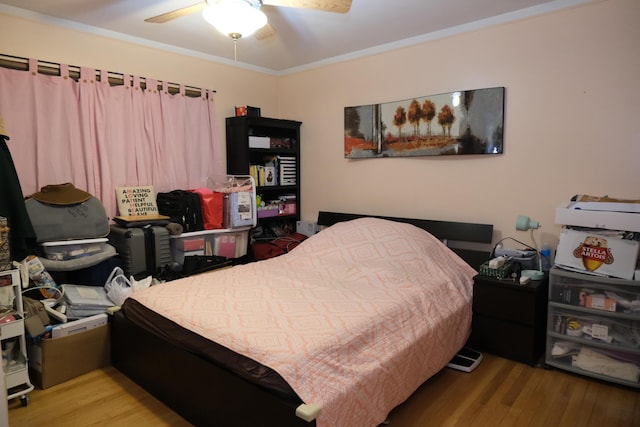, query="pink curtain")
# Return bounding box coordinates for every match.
[0,58,222,218]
